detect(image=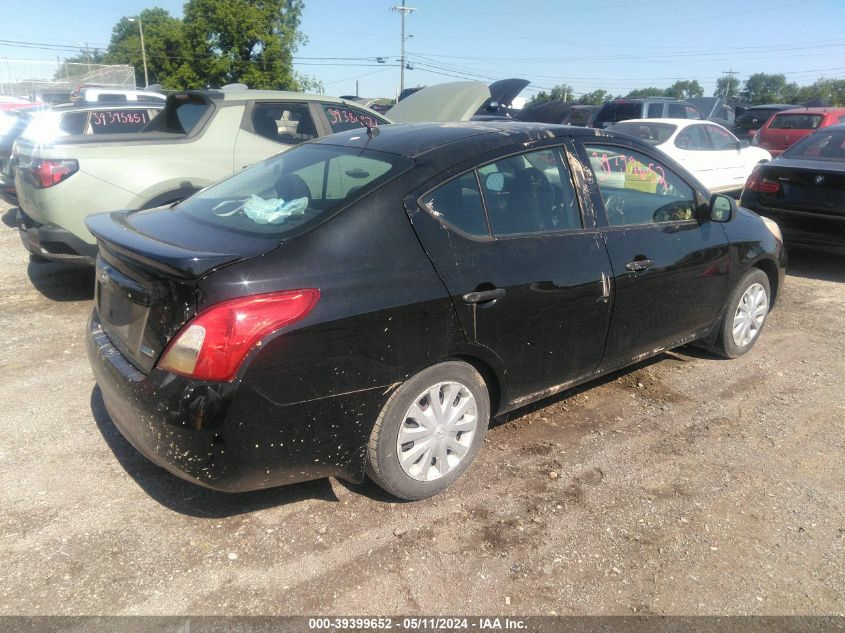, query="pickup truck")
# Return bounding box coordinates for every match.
[13,90,394,263]
[14,82,496,265]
